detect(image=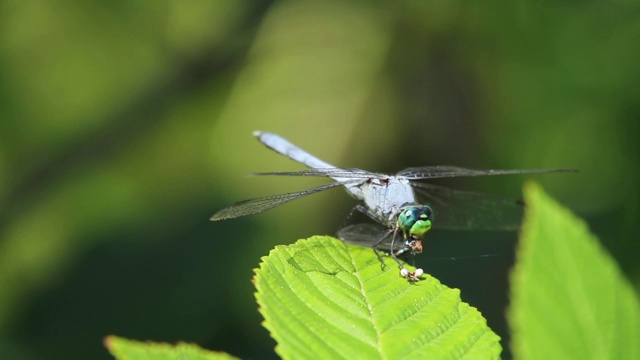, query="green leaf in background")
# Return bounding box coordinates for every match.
[104,335,239,360]
[509,183,640,359]
[254,236,501,360]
